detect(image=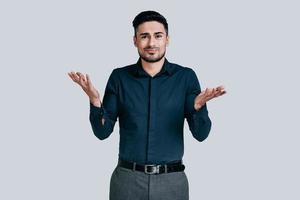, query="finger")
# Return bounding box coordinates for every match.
[86,74,92,87]
[86,74,96,91]
[73,72,80,81]
[67,72,74,80]
[220,90,226,95]
[201,88,209,96]
[81,74,87,82]
[206,88,216,100]
[78,72,88,87]
[206,88,214,97]
[210,88,217,98]
[217,86,226,93]
[199,88,209,99]
[216,85,225,91]
[215,89,227,97]
[212,88,222,97]
[76,72,86,82]
[215,88,223,96]
[69,71,80,83]
[79,75,84,86]
[197,88,211,102]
